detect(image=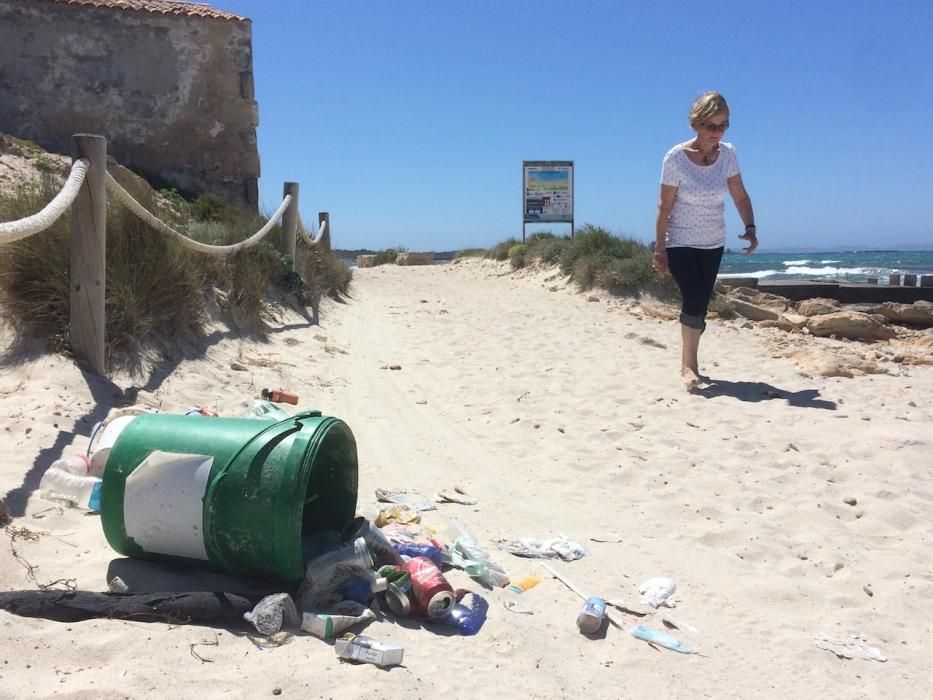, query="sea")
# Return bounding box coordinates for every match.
[718,250,933,284]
